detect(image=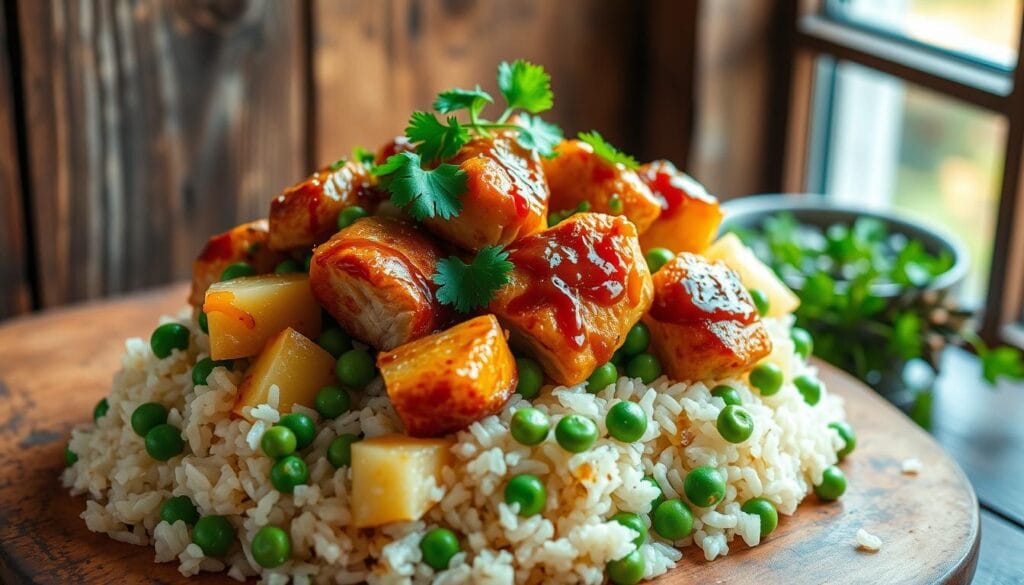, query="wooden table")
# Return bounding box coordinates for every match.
[0,284,998,584]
